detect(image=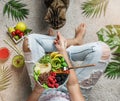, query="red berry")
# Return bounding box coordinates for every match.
[48,76,53,81]
[51,85,55,88]
[49,79,54,84]
[50,72,53,76]
[49,79,56,84]
[51,75,55,79]
[55,83,59,88]
[54,79,57,83]
[52,76,55,79]
[48,83,54,88]
[11,31,16,37]
[48,83,52,87]
[19,32,24,38]
[52,80,56,84]
[15,29,21,35]
[50,72,56,76]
